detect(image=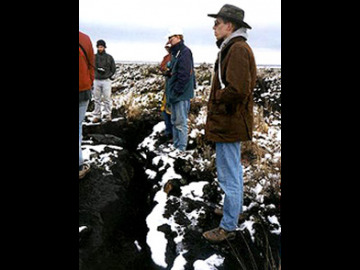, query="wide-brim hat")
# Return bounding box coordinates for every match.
[208,4,252,29]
